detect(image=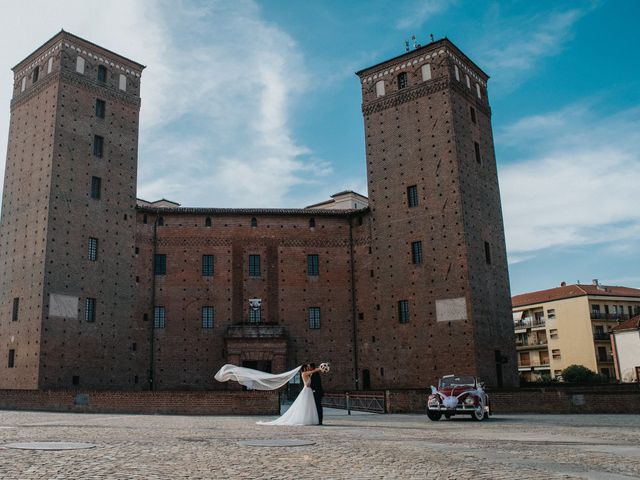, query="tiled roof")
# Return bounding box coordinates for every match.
[512,284,640,307]
[135,205,369,217]
[612,315,640,332]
